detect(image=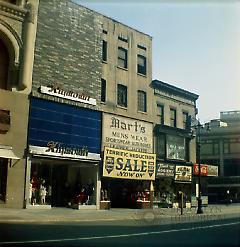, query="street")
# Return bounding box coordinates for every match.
[0,218,239,247]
